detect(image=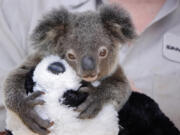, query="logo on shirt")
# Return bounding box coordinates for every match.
[163,33,180,63]
[166,45,180,53]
